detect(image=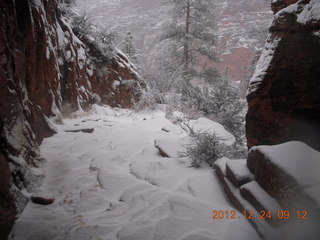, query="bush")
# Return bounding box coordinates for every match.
[69,13,117,62]
[179,76,246,146]
[186,133,225,168]
[139,53,184,101]
[133,90,159,111]
[185,132,248,168]
[59,2,117,63]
